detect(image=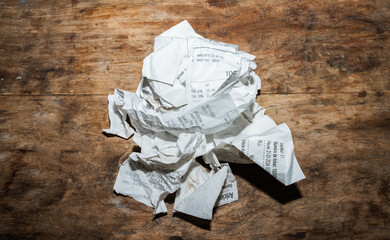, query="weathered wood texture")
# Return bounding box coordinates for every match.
[0,0,389,239]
